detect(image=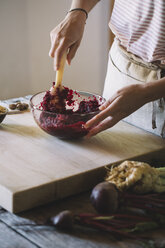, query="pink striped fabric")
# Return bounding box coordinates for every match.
[109,0,165,63]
